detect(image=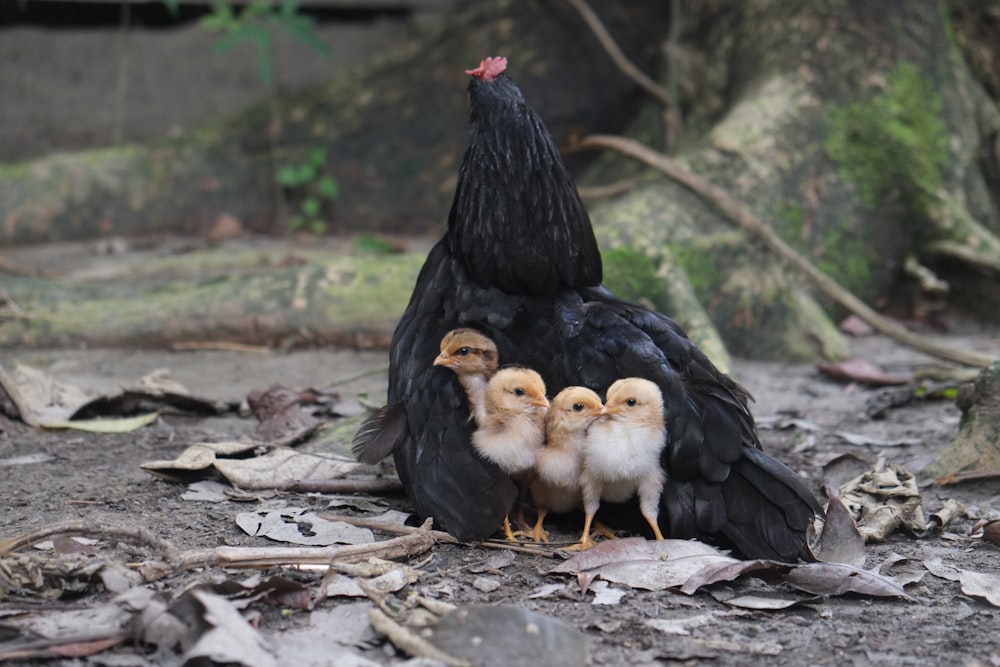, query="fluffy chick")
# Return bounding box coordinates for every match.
[530,386,603,542]
[471,367,549,540]
[433,328,499,424]
[578,378,667,550]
